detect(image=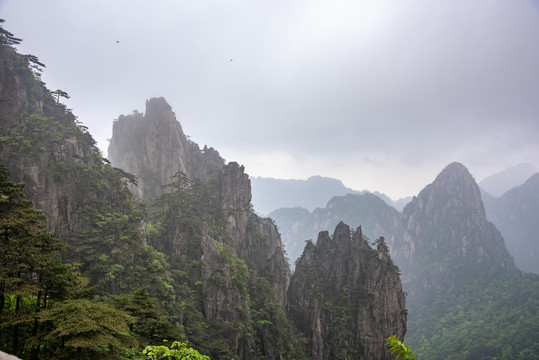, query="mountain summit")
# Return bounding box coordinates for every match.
[391,162,515,285]
[108,97,224,201]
